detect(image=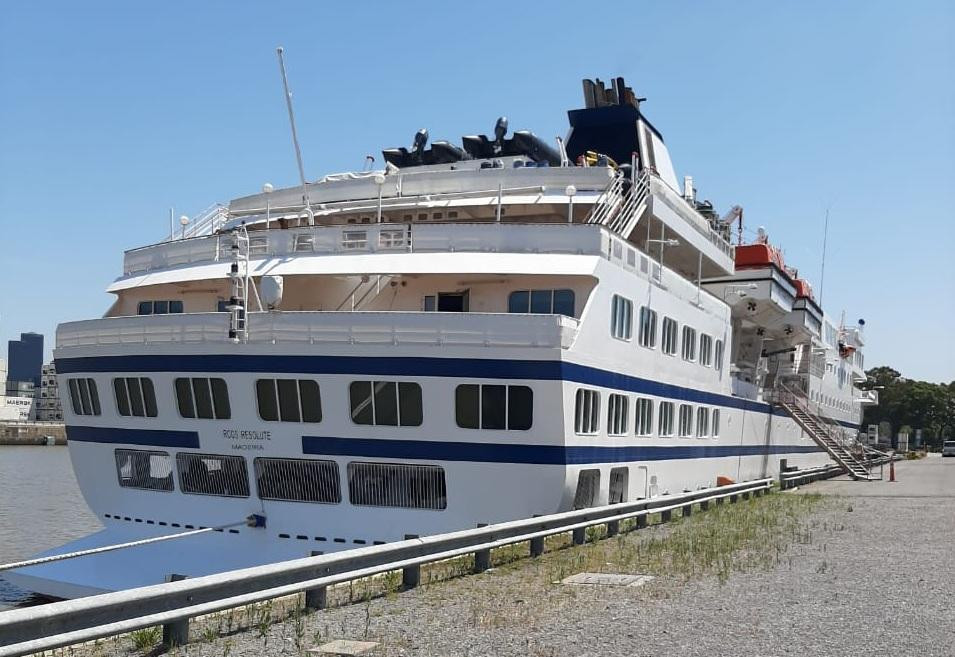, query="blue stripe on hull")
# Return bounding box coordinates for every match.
[302,436,823,465]
[67,426,200,449]
[55,354,863,430]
